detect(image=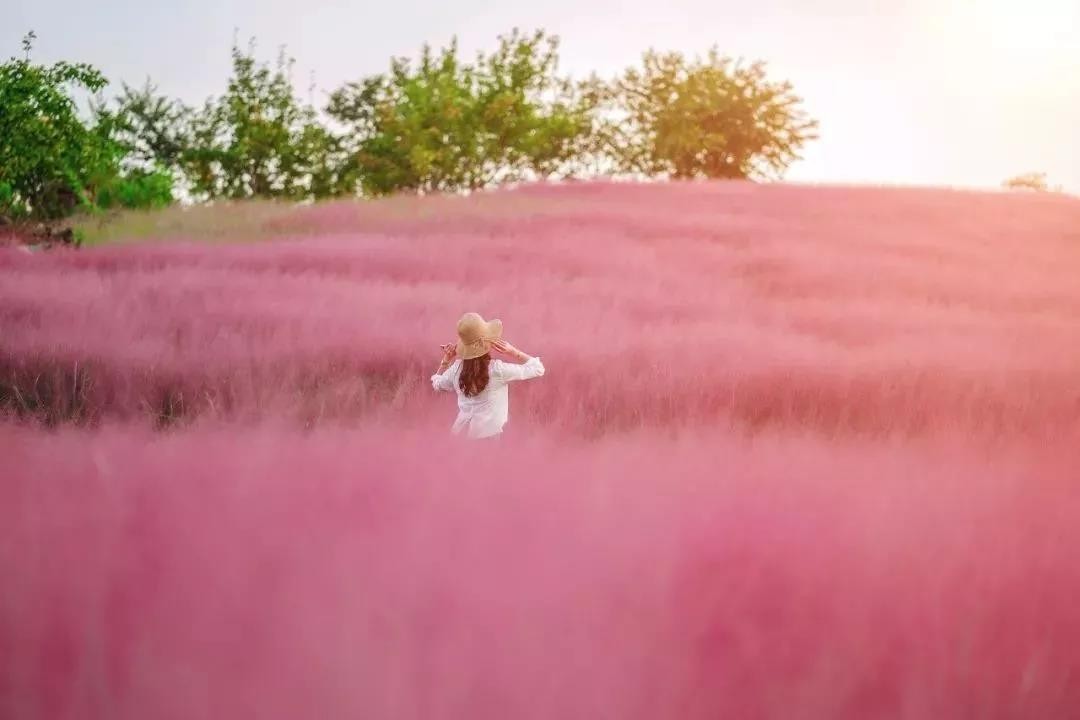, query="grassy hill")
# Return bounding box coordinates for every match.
[3,181,1080,718]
